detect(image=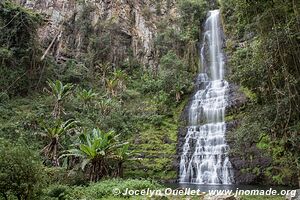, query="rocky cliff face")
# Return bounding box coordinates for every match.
[16,0,178,70]
[226,85,275,185]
